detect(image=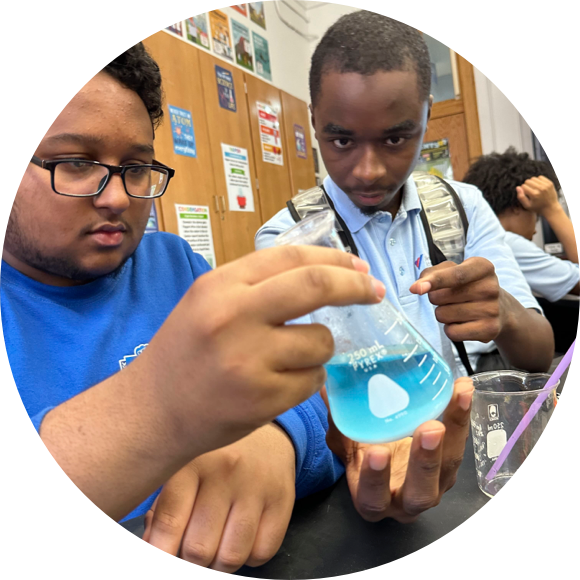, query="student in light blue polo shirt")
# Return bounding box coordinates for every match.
[256,13,553,379]
[256,10,554,506]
